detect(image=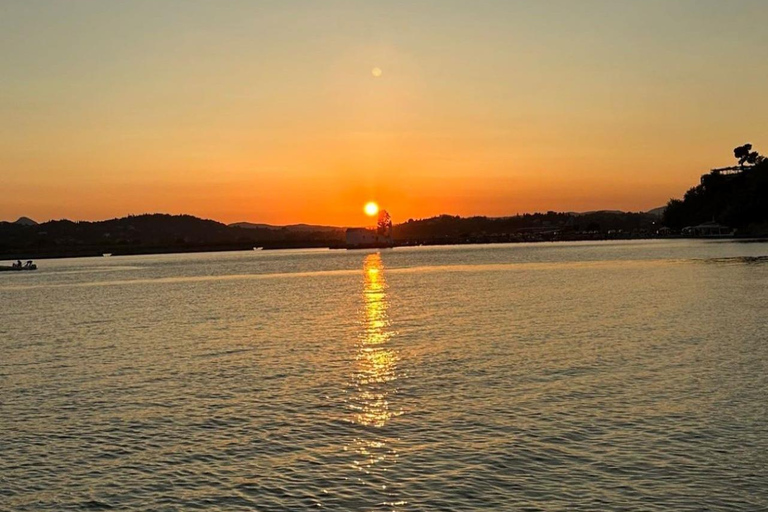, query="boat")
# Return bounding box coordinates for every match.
[103,253,112,257]
[1,261,37,272]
